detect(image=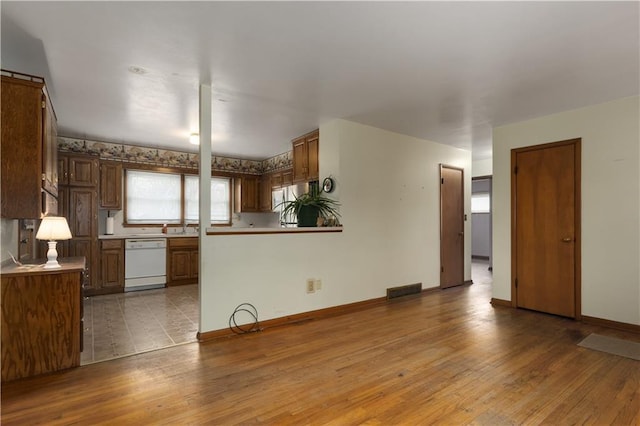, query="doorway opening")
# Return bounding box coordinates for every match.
[471,176,492,271]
